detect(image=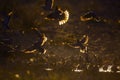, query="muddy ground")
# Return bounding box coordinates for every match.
[0,0,120,80]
